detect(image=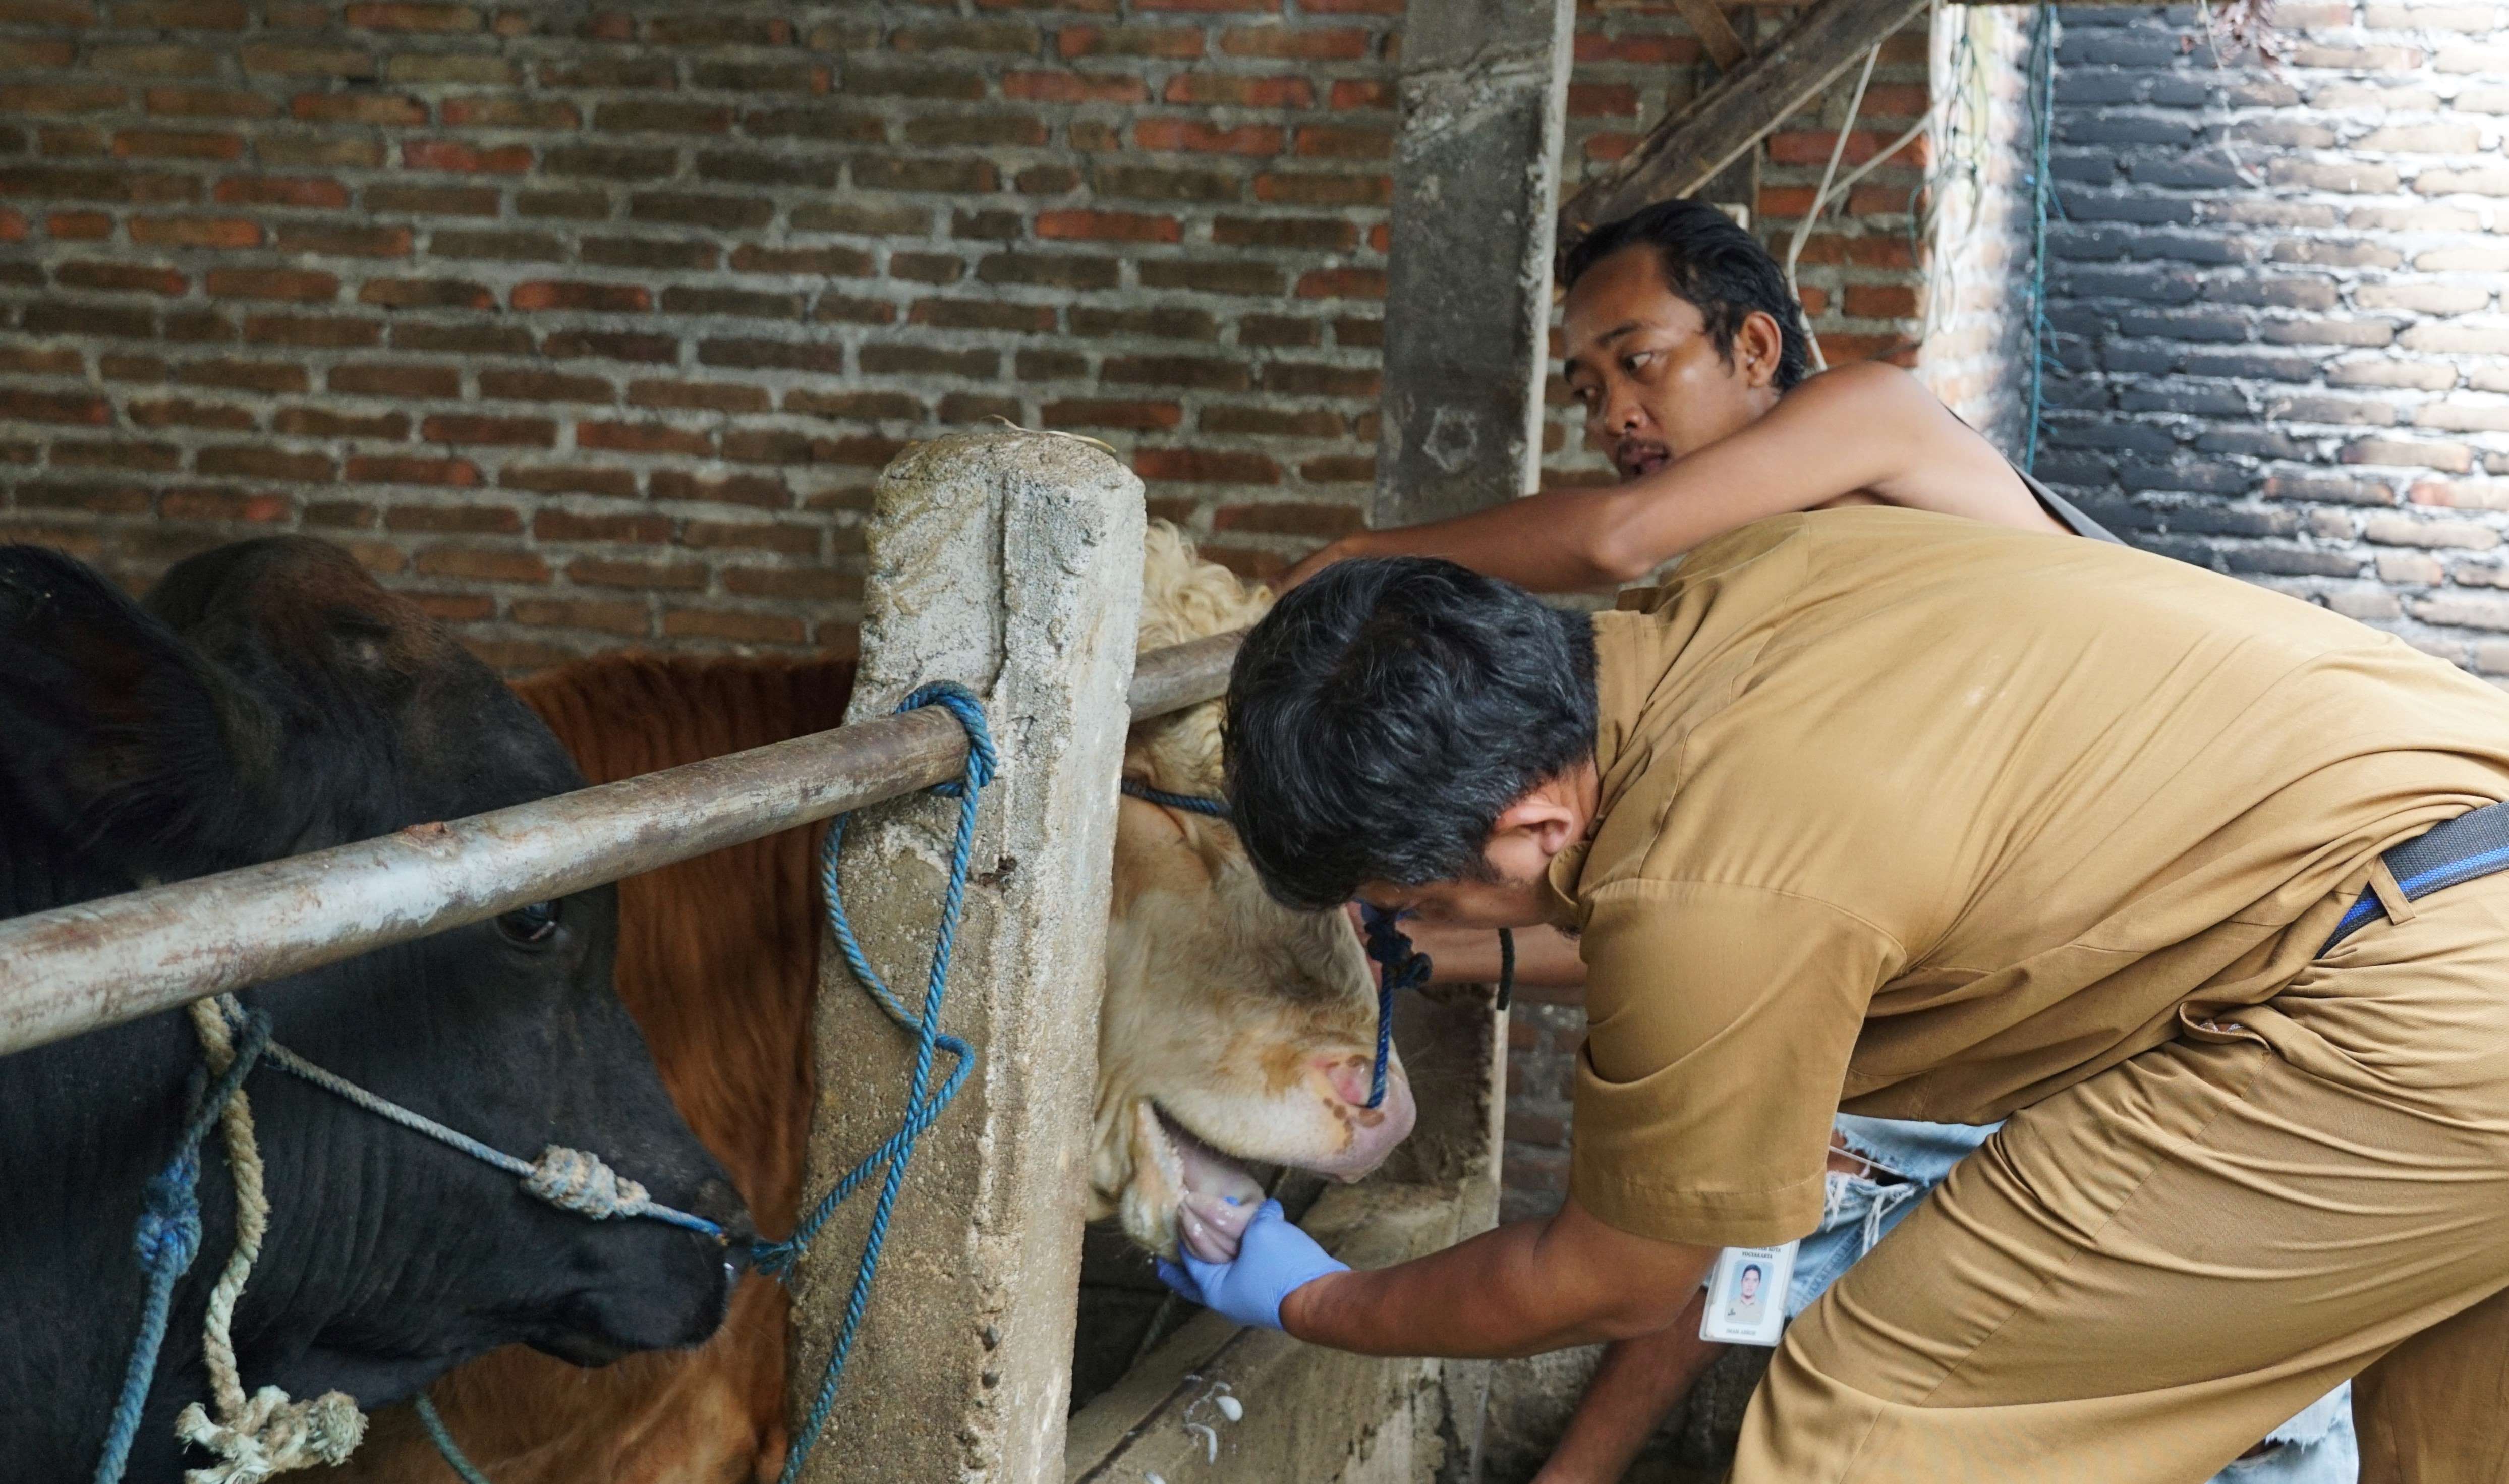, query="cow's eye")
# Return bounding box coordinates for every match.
[496,900,561,947]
